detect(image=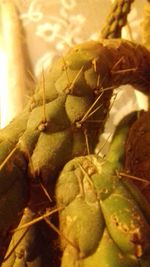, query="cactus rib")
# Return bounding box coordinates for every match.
[56,112,150,266]
[0,39,150,242]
